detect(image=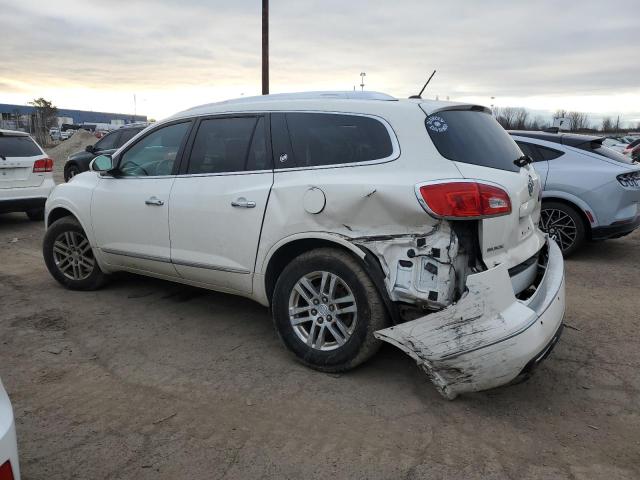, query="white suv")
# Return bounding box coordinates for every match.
[42,92,566,399]
[0,129,55,221]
